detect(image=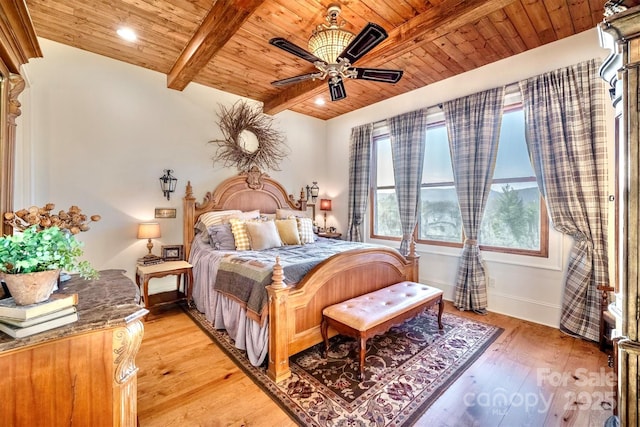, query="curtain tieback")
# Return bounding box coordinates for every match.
[464,239,478,246]
[402,234,413,240]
